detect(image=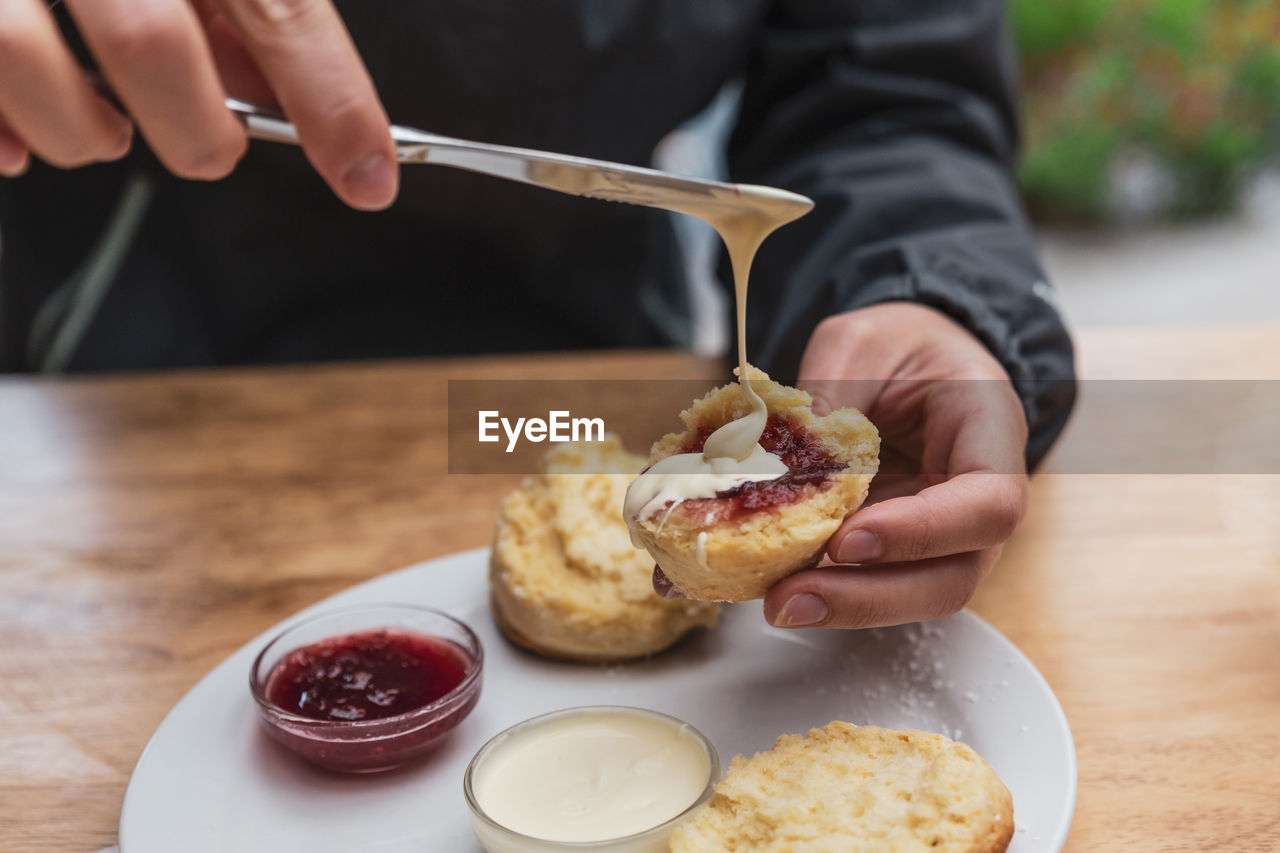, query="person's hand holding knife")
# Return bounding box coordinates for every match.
[0,0,397,209]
